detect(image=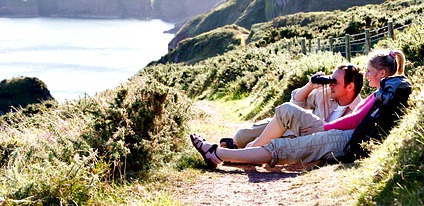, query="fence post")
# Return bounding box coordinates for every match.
[345,34,351,62]
[317,37,321,52]
[388,21,394,39]
[300,38,306,54]
[365,29,371,55]
[308,39,312,53]
[329,36,334,53]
